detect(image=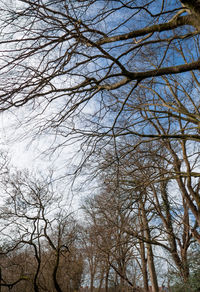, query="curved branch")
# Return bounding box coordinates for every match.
[97,14,195,45]
[0,276,29,290]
